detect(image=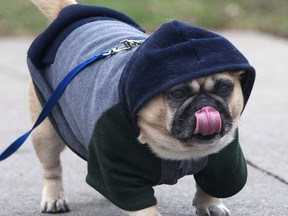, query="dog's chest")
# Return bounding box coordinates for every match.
[158,157,208,185]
